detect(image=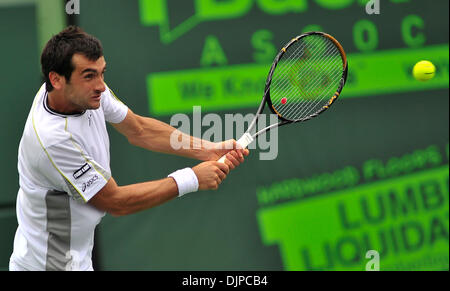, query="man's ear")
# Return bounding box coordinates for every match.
[49,71,65,90]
